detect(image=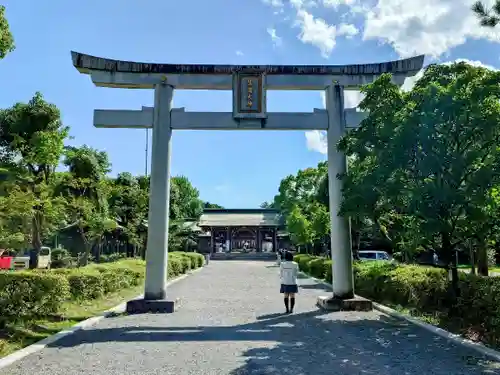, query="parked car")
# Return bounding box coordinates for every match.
[2,247,52,270]
[358,250,393,262]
